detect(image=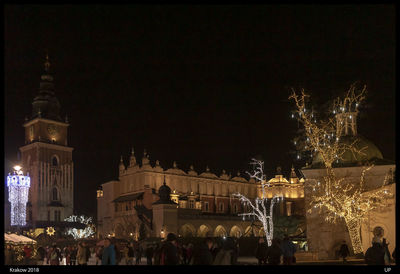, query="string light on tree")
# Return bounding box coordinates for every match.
[64,215,96,239]
[289,83,392,255]
[233,158,283,247]
[7,165,31,226]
